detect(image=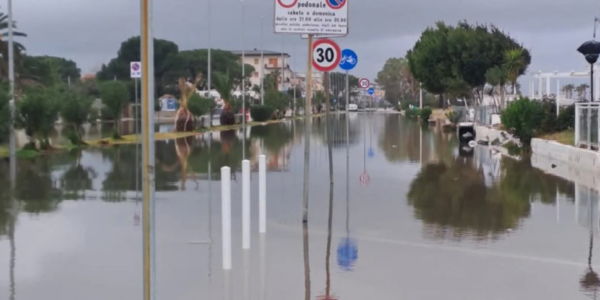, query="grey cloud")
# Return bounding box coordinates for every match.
[12,0,600,79]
